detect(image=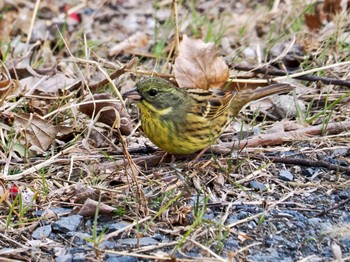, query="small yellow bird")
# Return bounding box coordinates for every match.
[123,77,293,154]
